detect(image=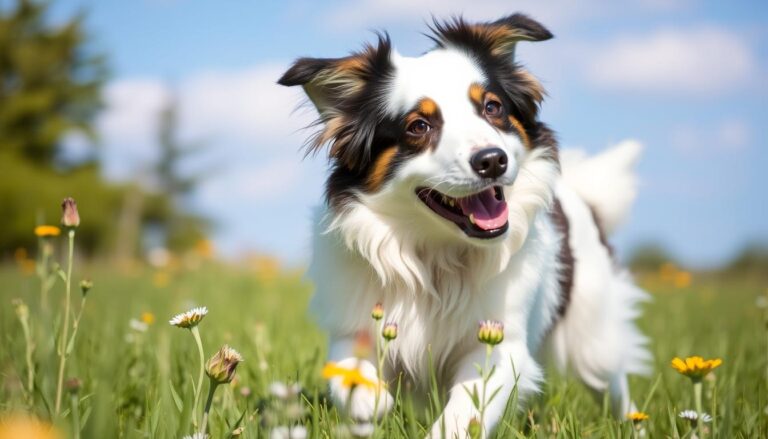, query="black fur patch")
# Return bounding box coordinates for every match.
[550,198,574,317]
